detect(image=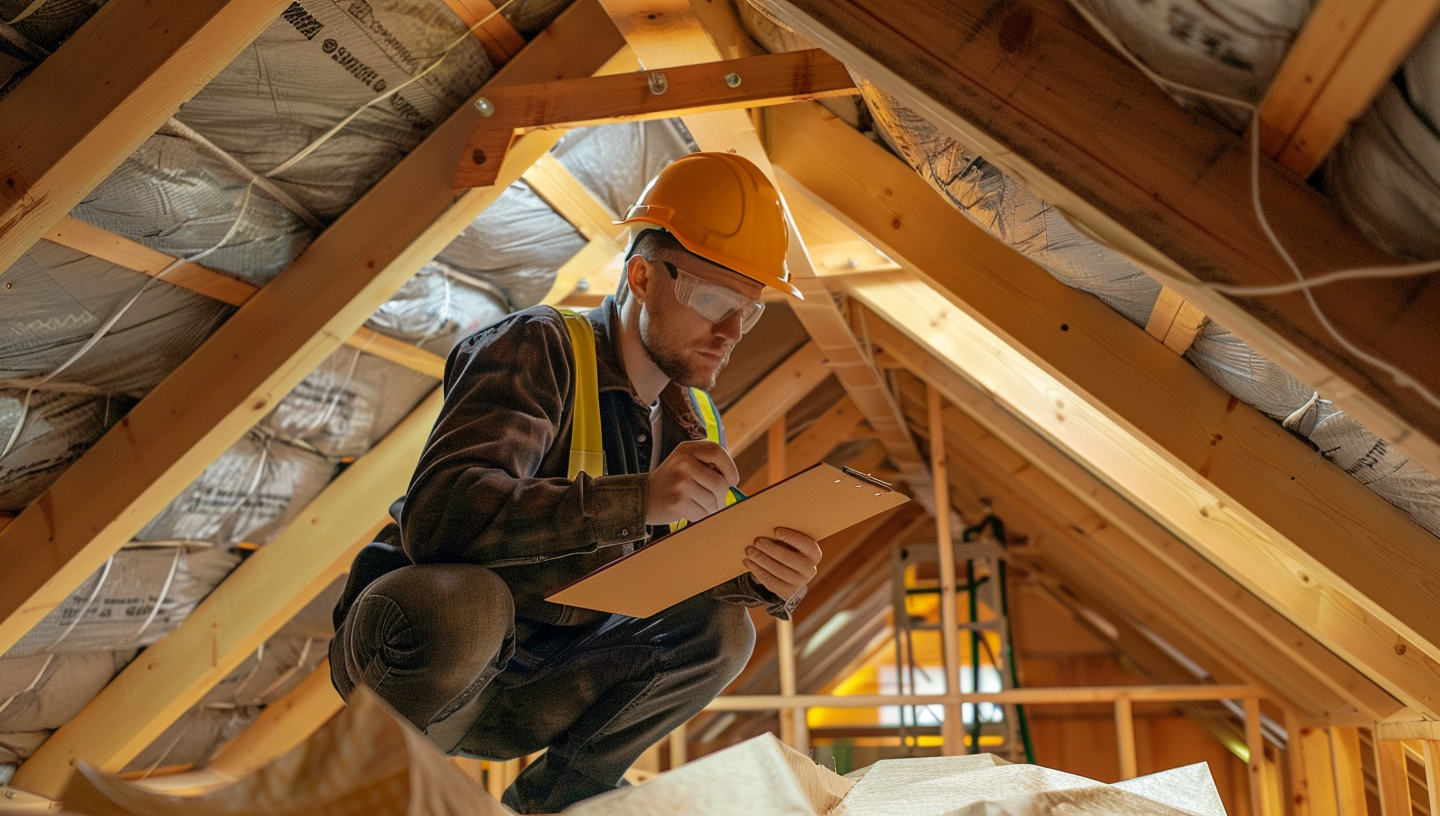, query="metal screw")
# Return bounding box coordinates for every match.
[649,71,668,95]
[474,97,495,116]
[725,72,742,88]
[575,278,591,292]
